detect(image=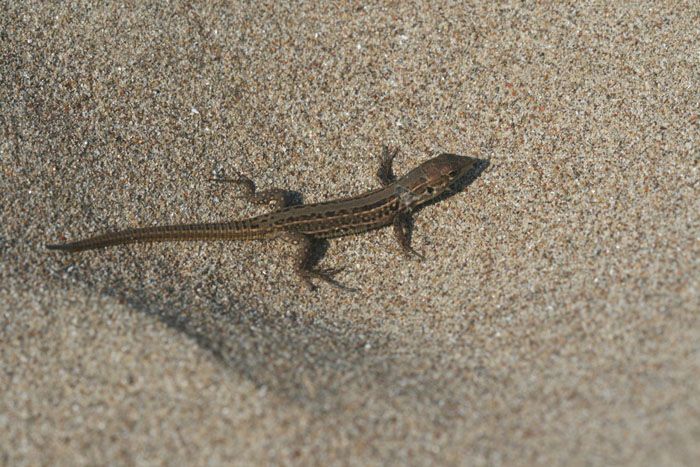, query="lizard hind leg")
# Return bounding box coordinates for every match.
[211,171,289,209]
[280,232,350,290]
